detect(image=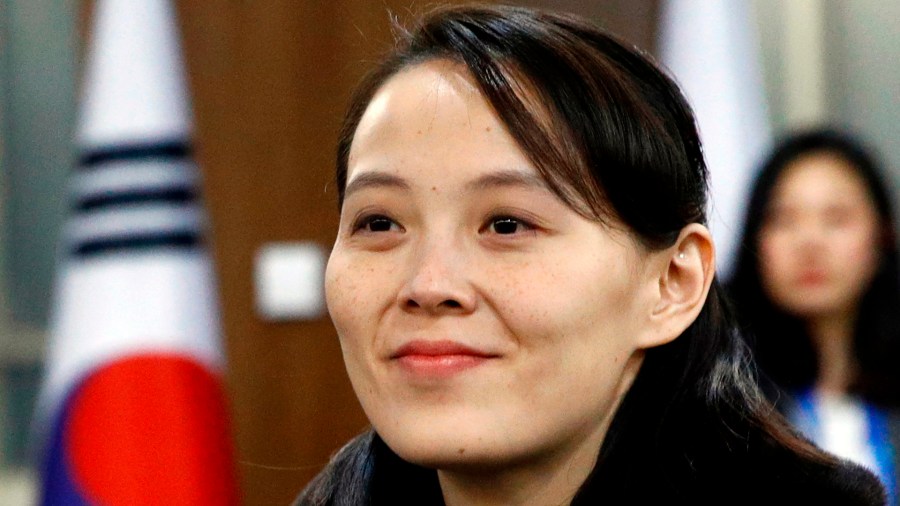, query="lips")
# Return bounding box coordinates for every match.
[796,270,828,286]
[390,340,499,377]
